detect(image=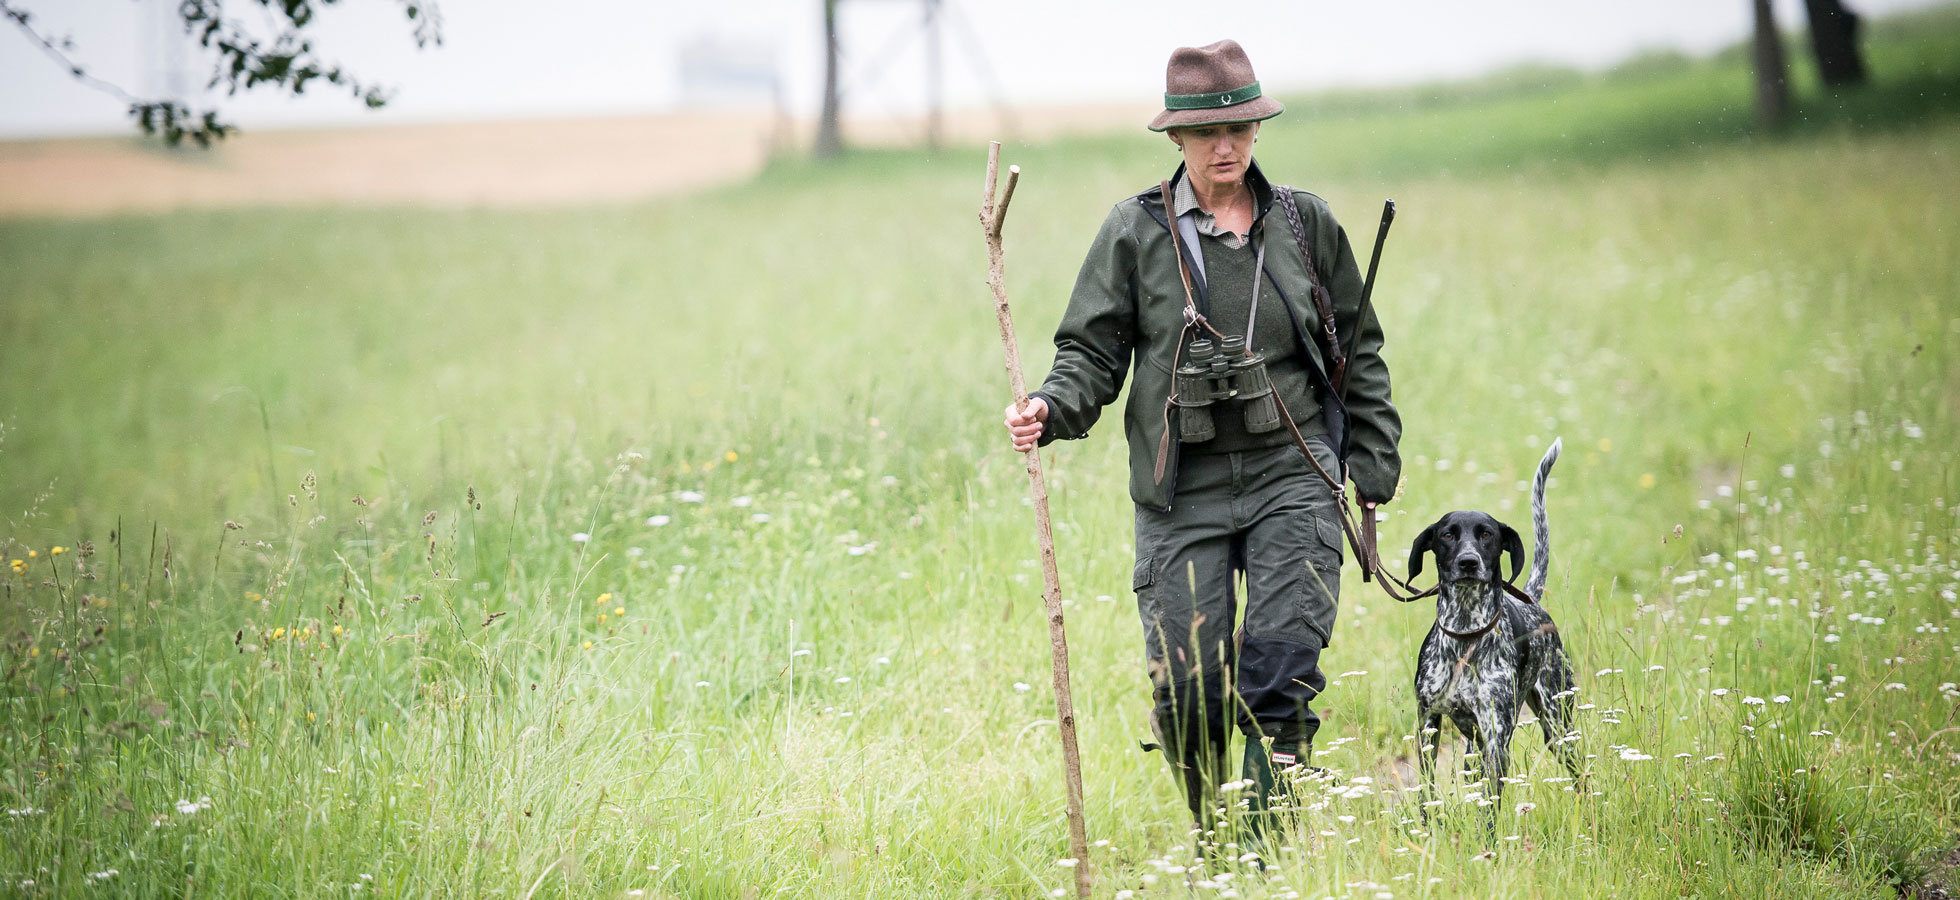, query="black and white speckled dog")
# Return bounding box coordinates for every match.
[1408,438,1581,818]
